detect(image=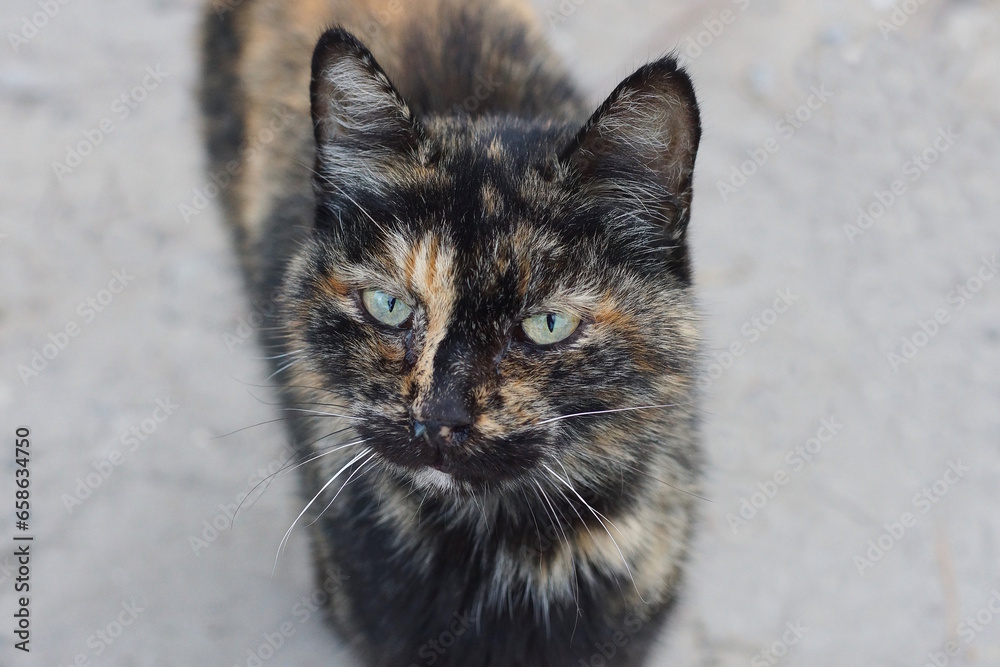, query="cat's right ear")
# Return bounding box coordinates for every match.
[560,57,700,279]
[310,28,422,183]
